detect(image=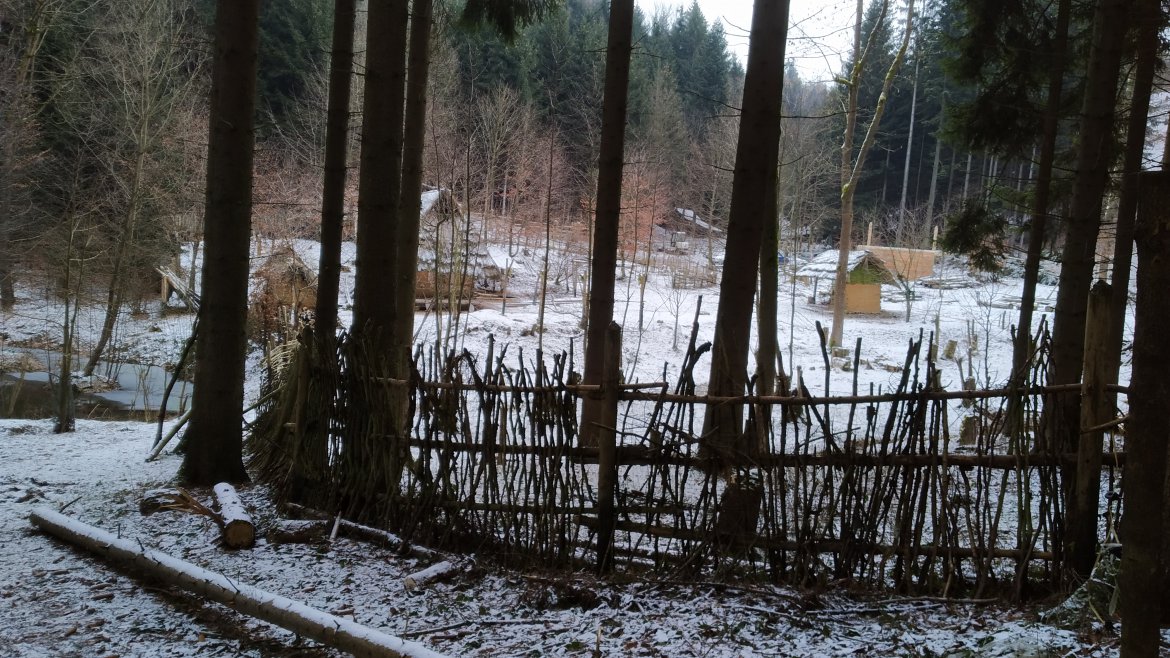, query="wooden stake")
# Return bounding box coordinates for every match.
[1069,281,1110,577]
[595,322,621,573]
